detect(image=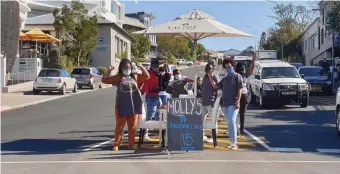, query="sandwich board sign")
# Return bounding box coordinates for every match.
[166,98,204,159]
